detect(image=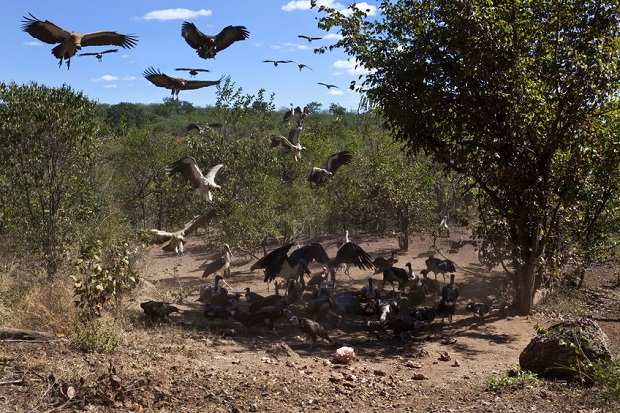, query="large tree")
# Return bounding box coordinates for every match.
[314,0,620,314]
